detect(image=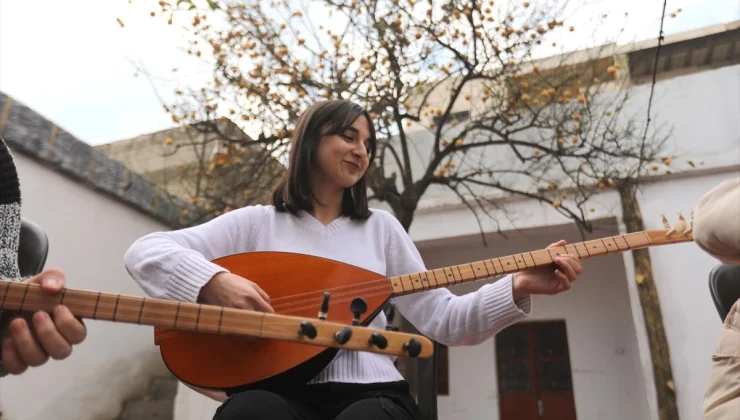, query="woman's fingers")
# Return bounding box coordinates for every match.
[556,255,583,281]
[555,269,572,292]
